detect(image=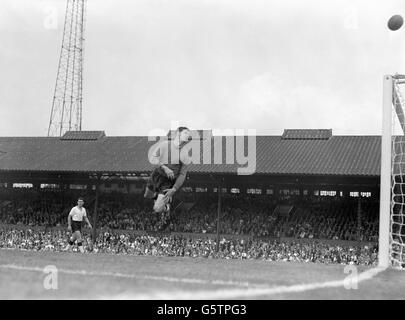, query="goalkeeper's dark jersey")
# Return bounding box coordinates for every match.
[150,140,189,190]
